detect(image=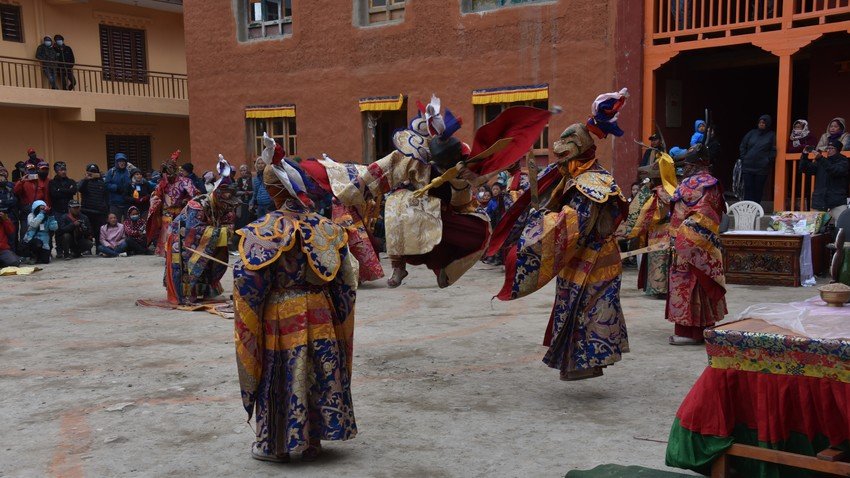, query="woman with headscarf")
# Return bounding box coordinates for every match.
[233,135,358,462]
[816,117,850,152]
[787,119,817,153]
[738,114,776,203]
